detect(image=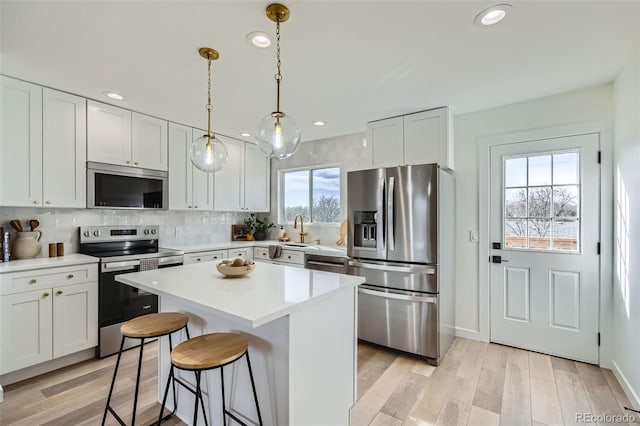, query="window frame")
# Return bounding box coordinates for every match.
[278,164,341,225]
